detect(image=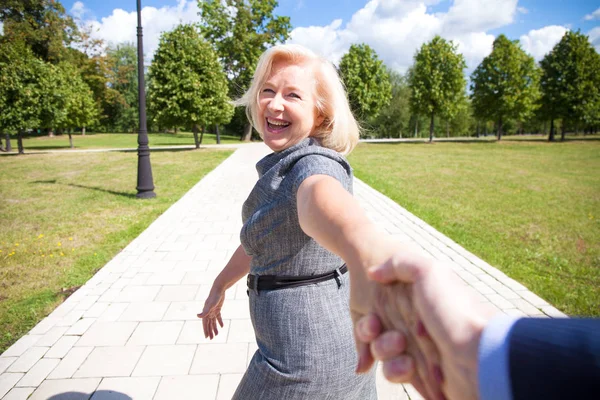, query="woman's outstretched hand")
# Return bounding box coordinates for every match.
[197,285,226,339]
